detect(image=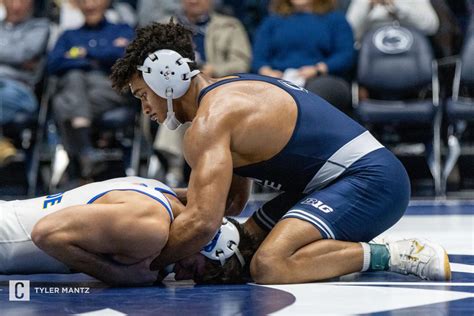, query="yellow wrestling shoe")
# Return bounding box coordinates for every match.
[386,238,451,281]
